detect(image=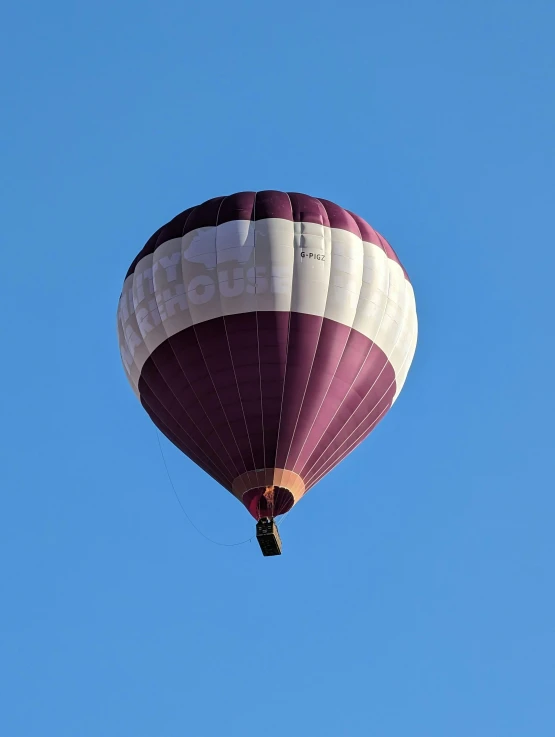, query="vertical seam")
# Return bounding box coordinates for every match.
[298,243,393,481]
[287,205,363,473]
[271,191,295,486]
[252,191,267,479]
[302,268,411,486]
[306,322,417,490]
[122,252,235,484]
[280,197,333,475]
[142,394,230,488]
[216,195,259,494]
[179,207,249,482]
